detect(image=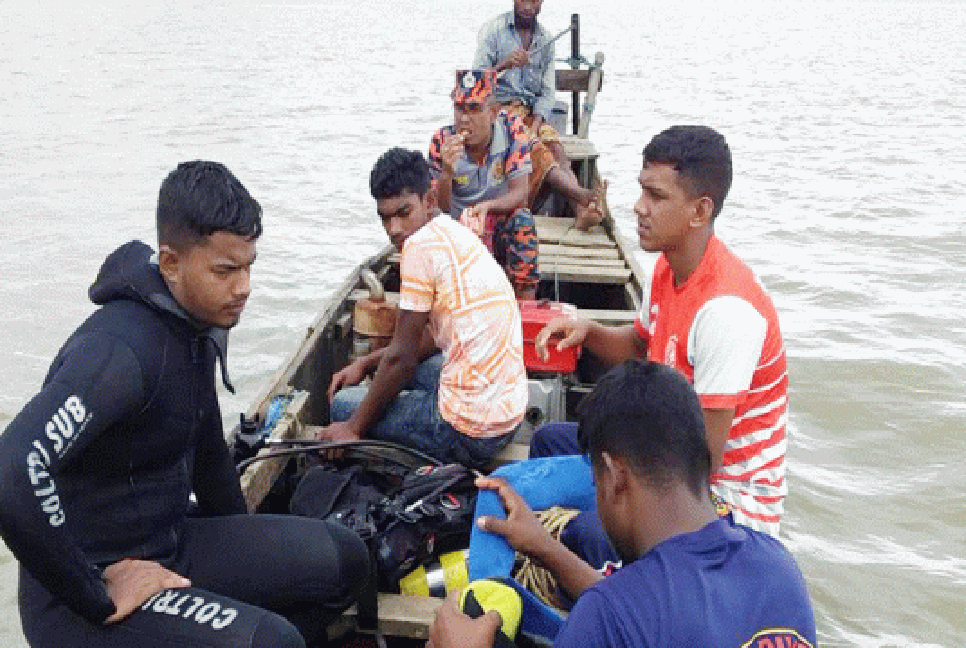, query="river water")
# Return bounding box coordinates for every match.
[1,0,964,645]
